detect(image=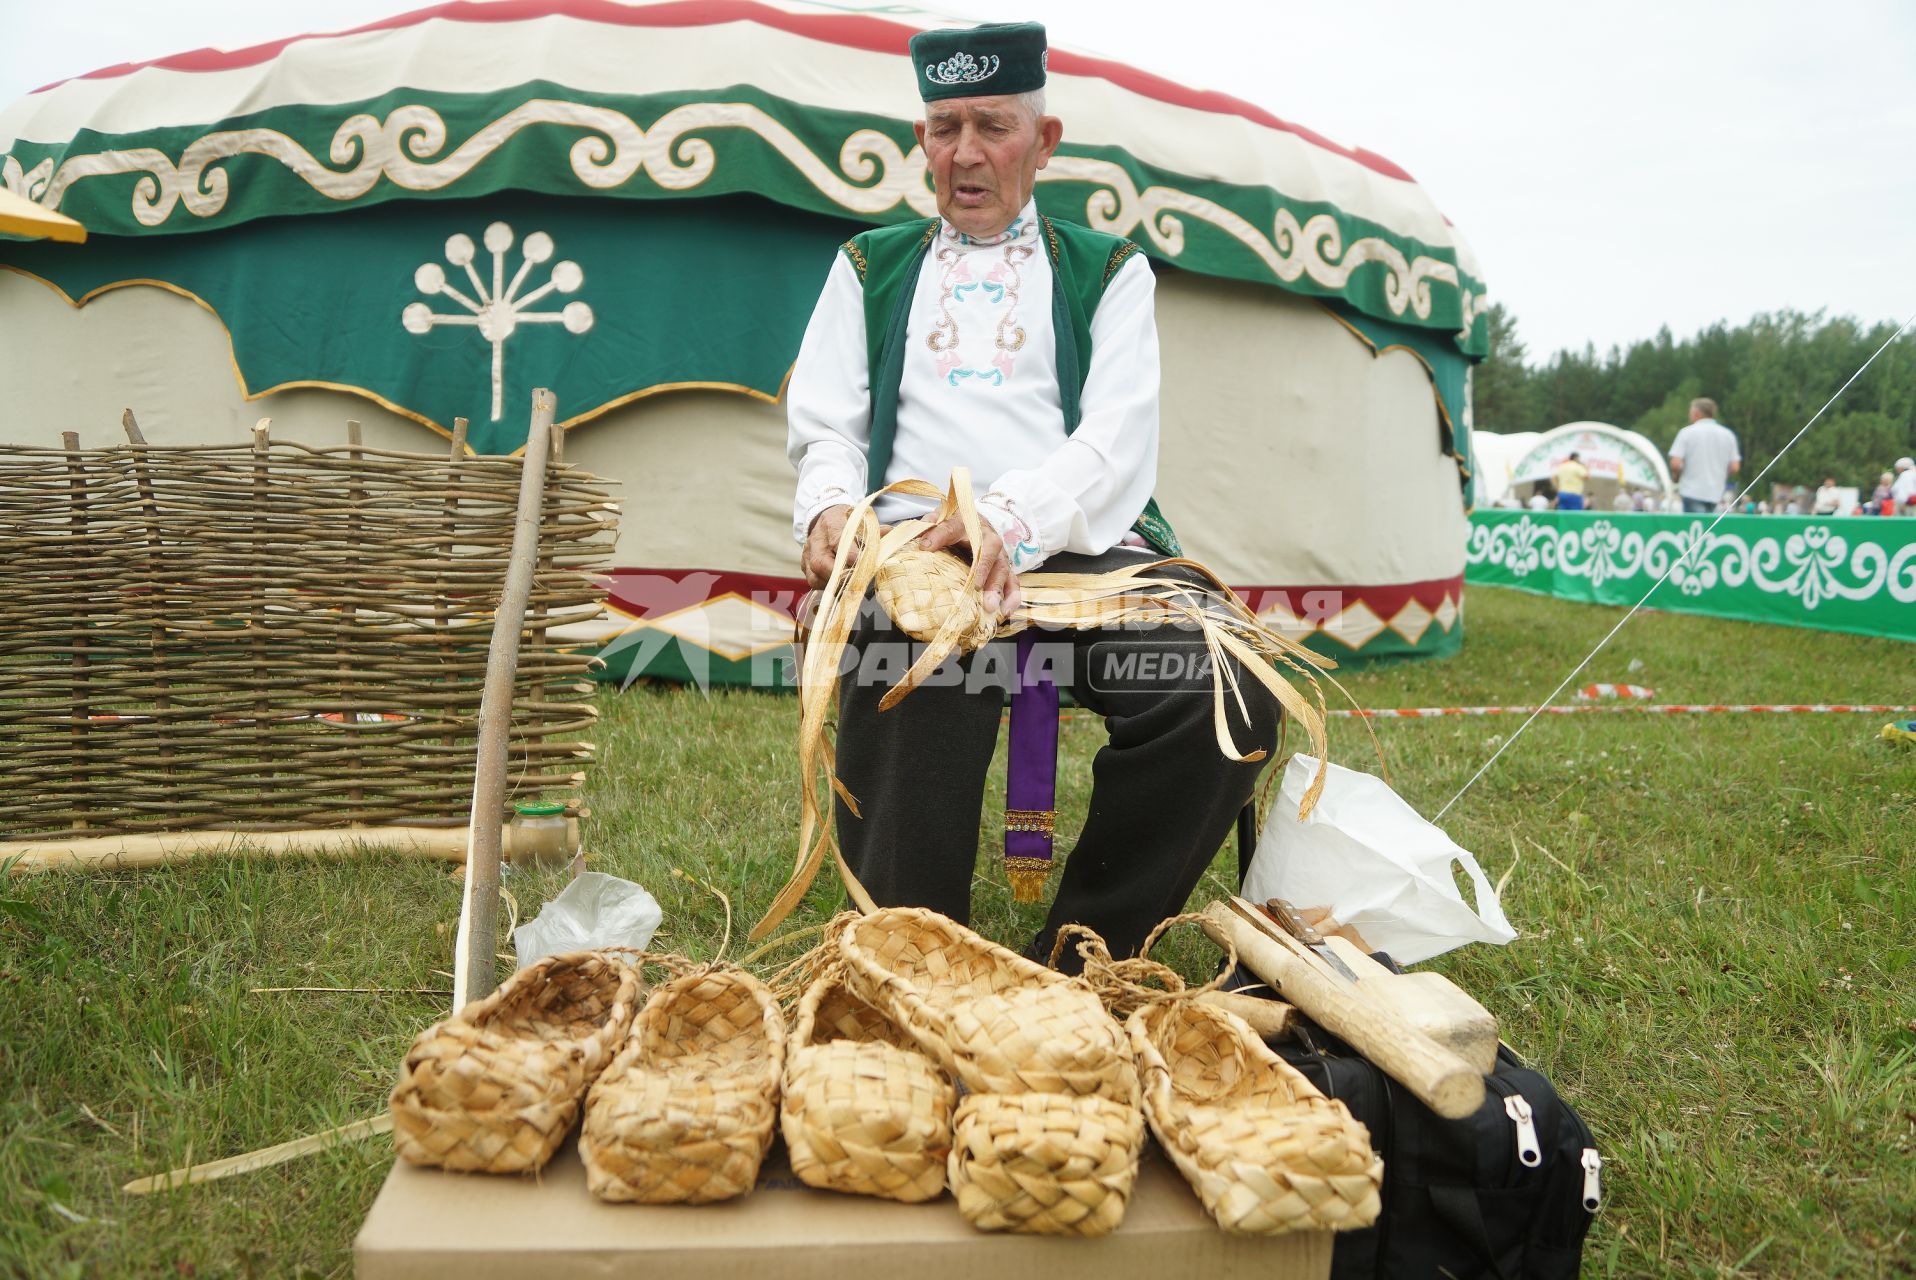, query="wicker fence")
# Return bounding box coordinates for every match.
[0,423,616,838]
